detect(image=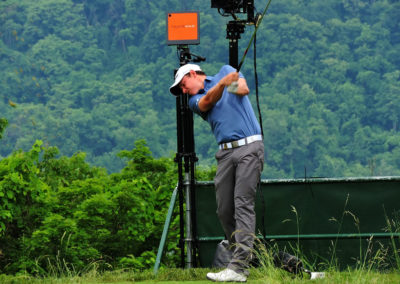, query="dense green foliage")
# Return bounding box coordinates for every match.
[0,0,399,177]
[0,139,193,275]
